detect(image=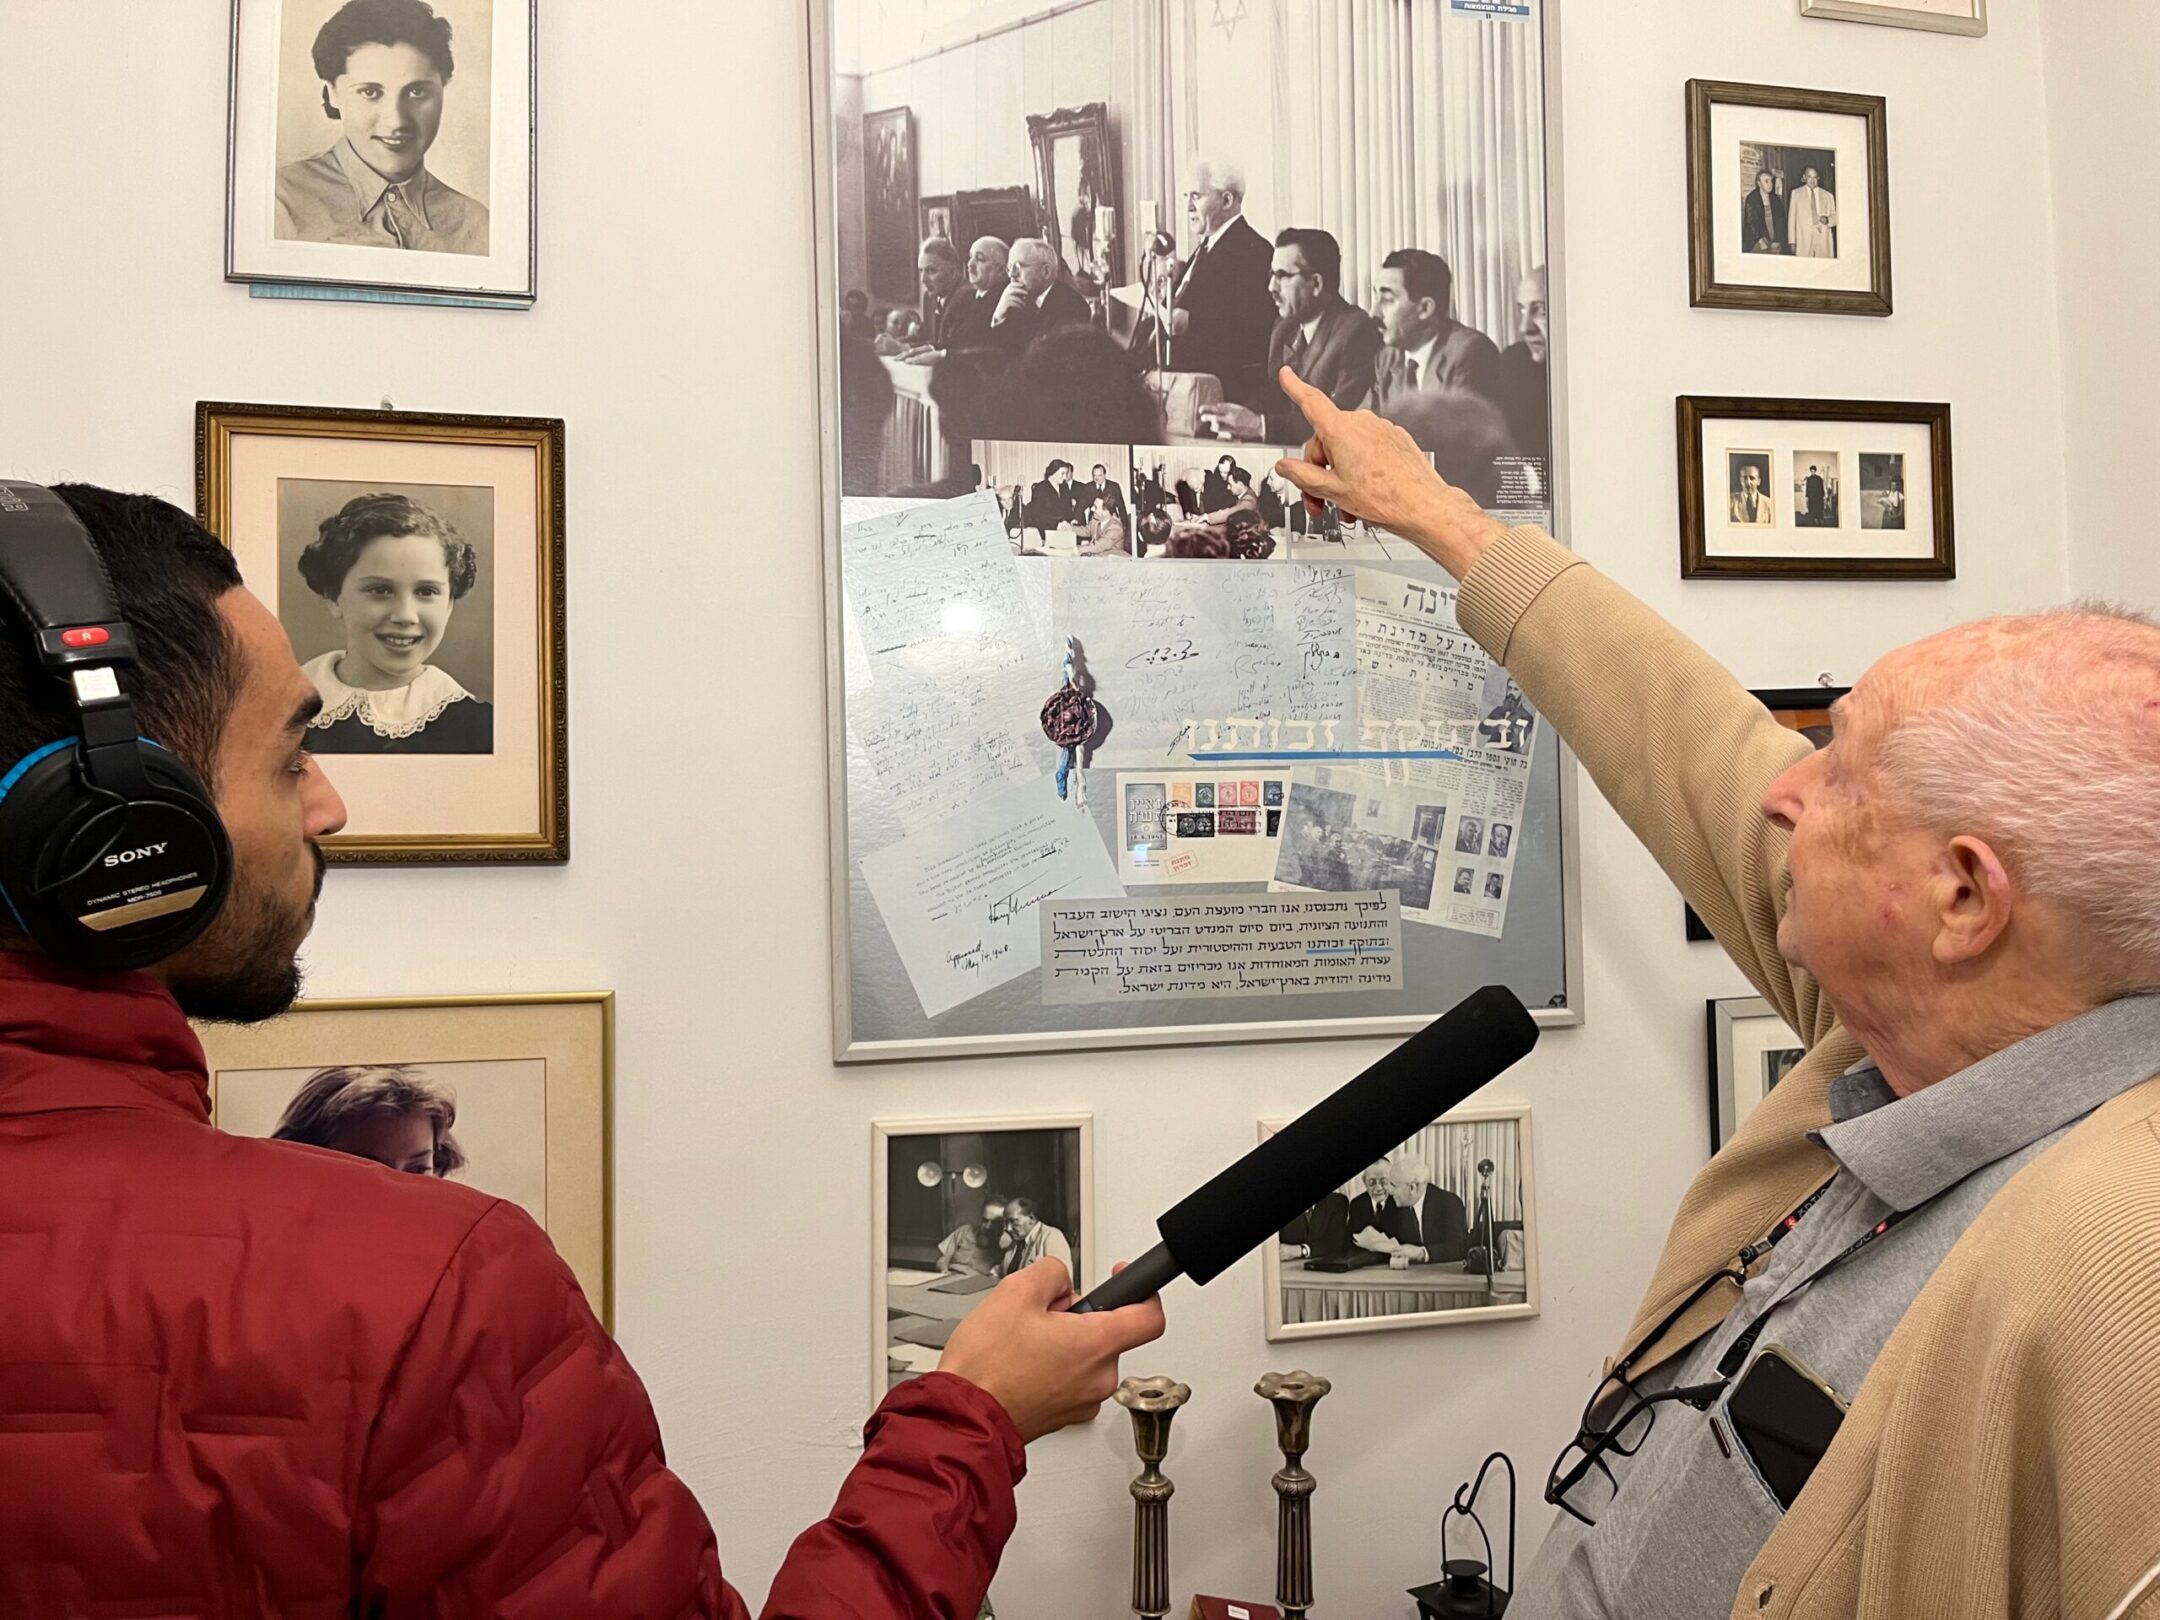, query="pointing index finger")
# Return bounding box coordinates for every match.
[1278,366,1340,428]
